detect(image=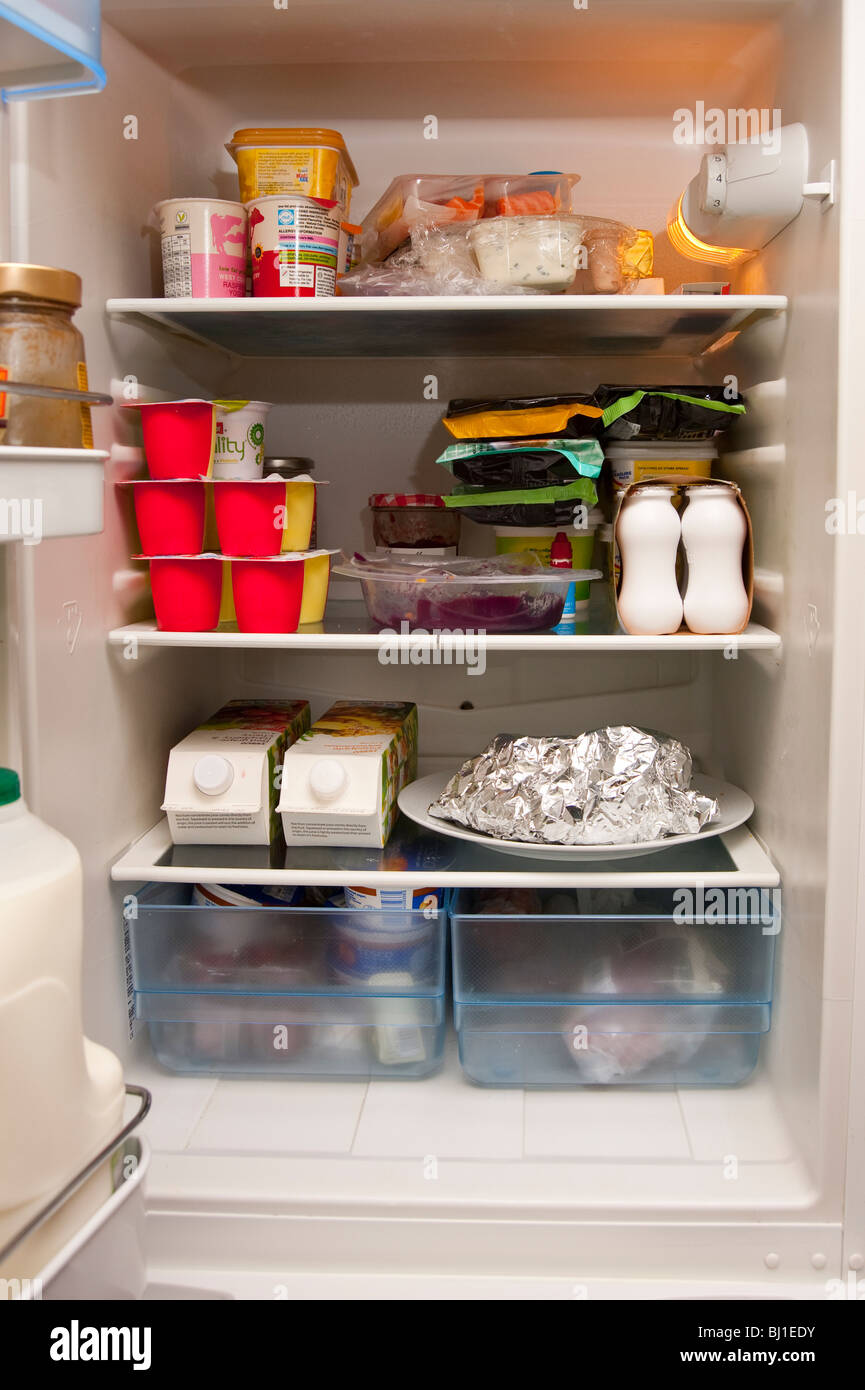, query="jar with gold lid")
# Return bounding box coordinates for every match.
[0,263,93,449]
